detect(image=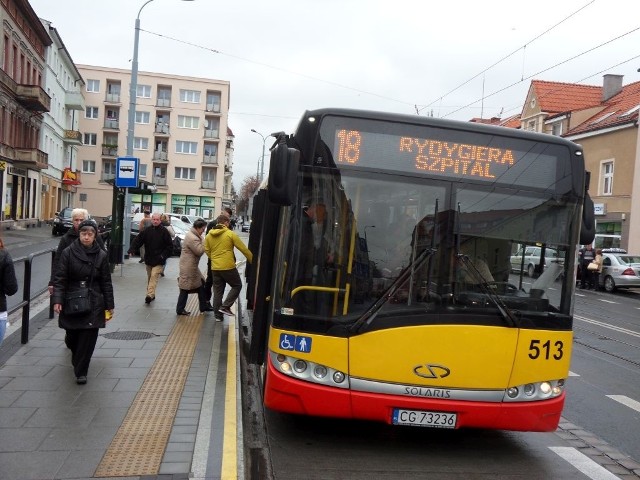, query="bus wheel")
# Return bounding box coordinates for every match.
[604,276,616,293]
